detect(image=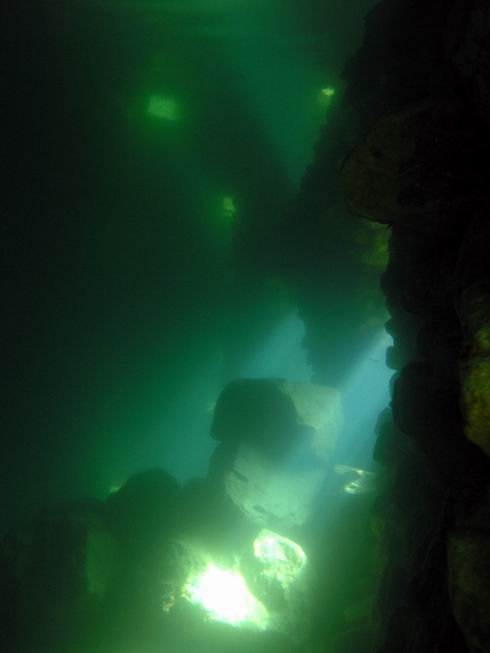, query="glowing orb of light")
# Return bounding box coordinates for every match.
[183,563,268,629]
[147,95,179,121]
[321,86,336,98]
